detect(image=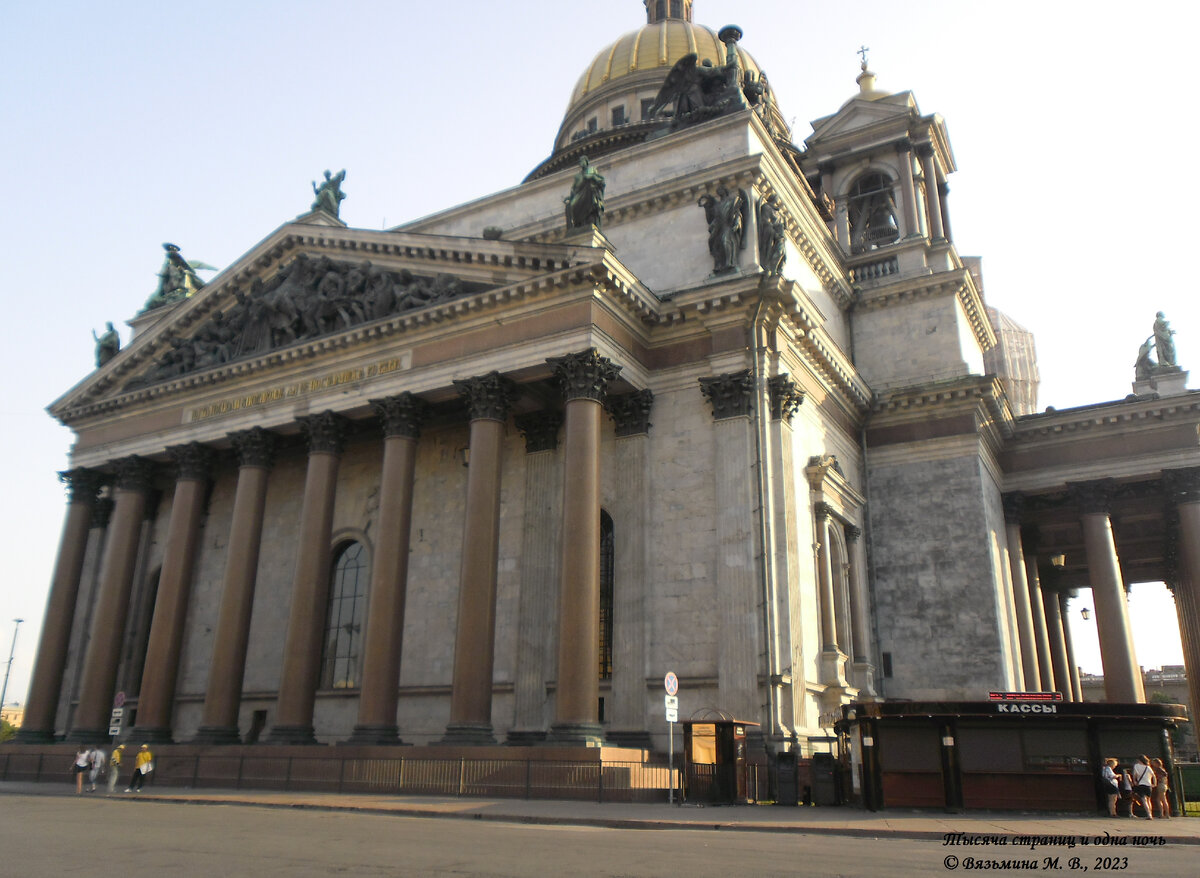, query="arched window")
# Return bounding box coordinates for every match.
[599,511,615,680]
[320,541,369,690]
[847,172,899,253]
